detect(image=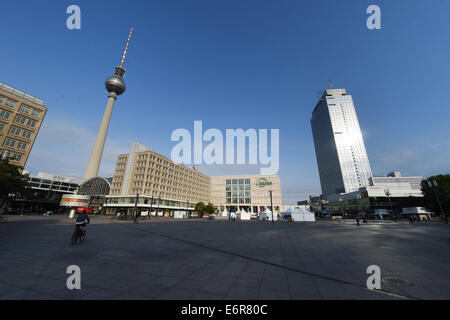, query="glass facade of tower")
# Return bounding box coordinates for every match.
[311,89,373,198]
